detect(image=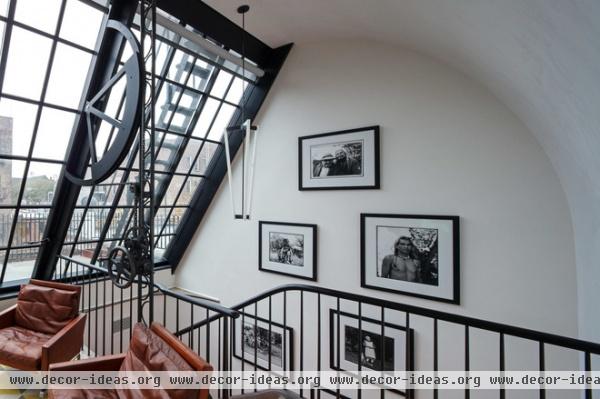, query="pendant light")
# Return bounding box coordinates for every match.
[223,4,259,221]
